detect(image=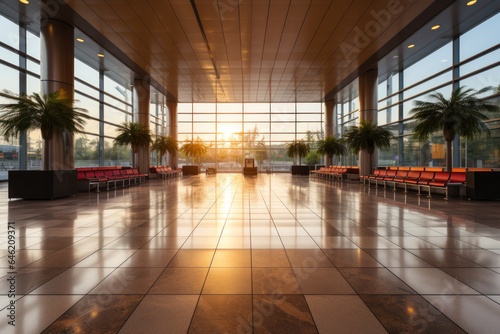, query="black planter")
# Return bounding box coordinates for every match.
[291,165,310,175]
[243,167,258,175]
[9,170,78,200]
[182,165,200,175]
